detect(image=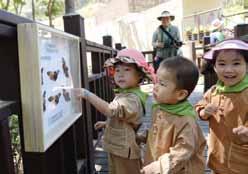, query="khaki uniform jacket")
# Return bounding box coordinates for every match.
[103,93,143,159]
[144,108,206,174]
[195,86,248,174]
